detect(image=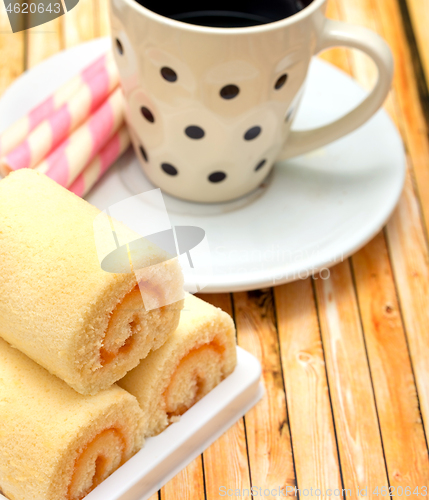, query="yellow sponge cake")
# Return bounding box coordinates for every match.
[0,337,144,500]
[119,294,237,436]
[0,169,184,395]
